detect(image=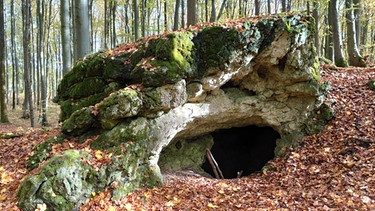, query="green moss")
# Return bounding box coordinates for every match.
[26,135,65,171]
[59,92,107,122]
[335,58,348,67]
[85,51,108,77]
[62,107,98,136]
[103,53,133,83]
[193,26,240,76]
[367,80,375,91]
[91,119,149,150]
[57,60,87,99]
[70,77,106,99]
[18,150,103,211]
[158,135,214,173]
